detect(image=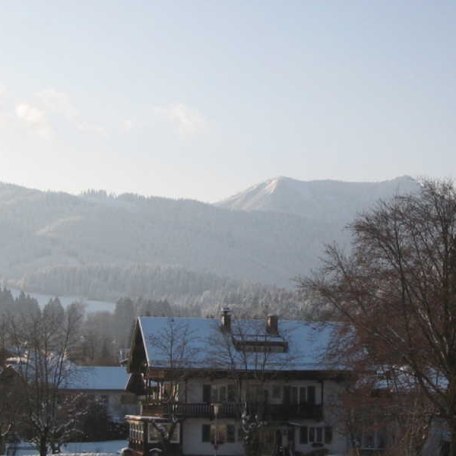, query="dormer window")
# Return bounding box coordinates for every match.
[232,336,288,353]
